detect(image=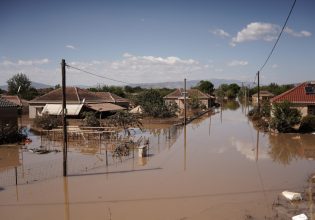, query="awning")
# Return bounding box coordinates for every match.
[87,103,125,112]
[42,104,83,116]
